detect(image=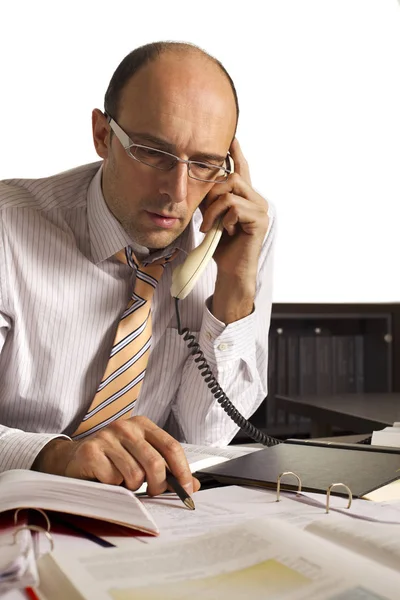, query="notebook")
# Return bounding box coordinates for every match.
[197,439,400,498]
